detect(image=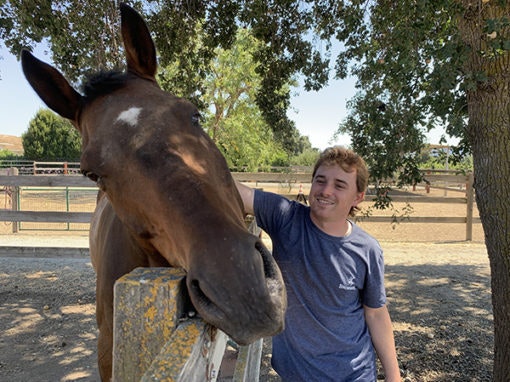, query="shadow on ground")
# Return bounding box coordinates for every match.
[0,246,494,382]
[0,258,99,382]
[385,261,493,381]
